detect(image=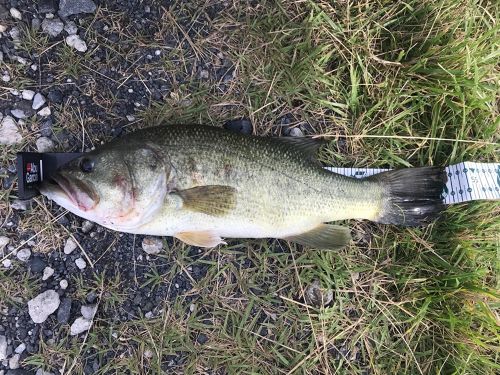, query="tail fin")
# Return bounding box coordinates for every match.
[368,167,447,226]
